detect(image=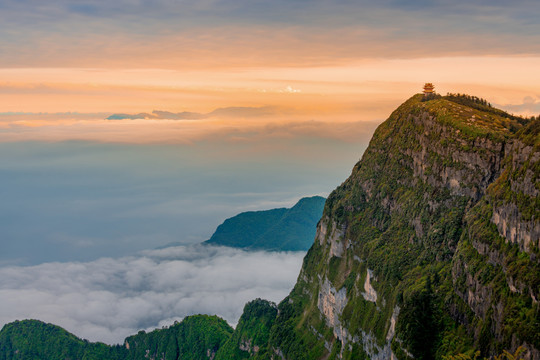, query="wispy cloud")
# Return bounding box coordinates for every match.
[496,96,540,116]
[0,244,305,345]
